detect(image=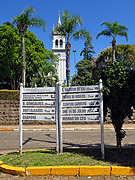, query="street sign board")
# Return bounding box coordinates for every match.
[62,115,100,122]
[23,87,55,93]
[23,94,55,100]
[62,100,100,107]
[62,107,100,114]
[22,115,55,121]
[23,108,55,114]
[22,101,56,106]
[62,85,99,93]
[62,93,100,100]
